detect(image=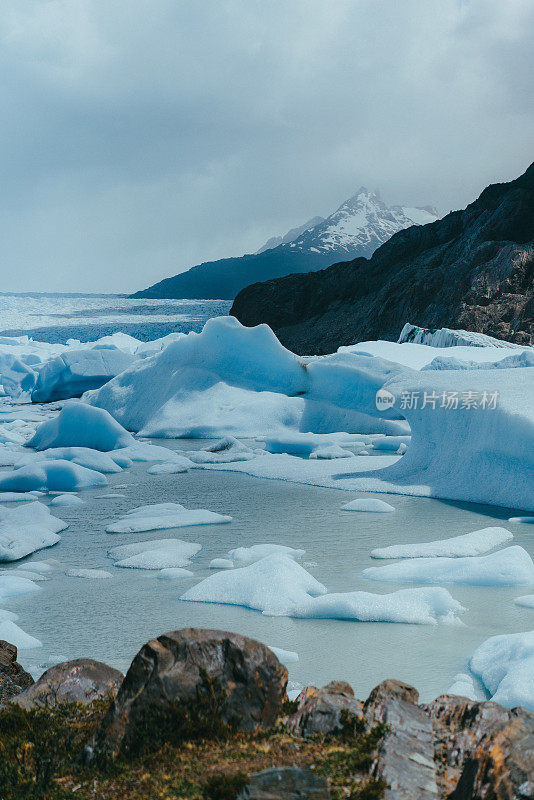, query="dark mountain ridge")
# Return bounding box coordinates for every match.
[230,163,534,354]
